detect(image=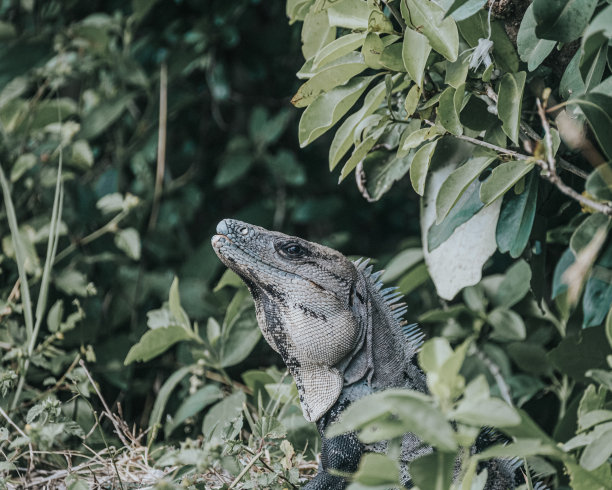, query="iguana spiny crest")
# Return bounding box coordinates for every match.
[211,218,423,422]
